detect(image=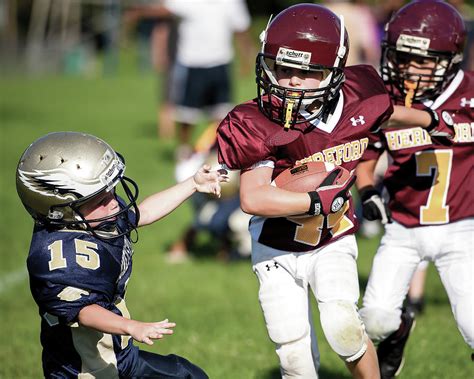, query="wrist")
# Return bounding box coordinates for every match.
[123,318,137,336]
[307,191,322,216]
[359,185,379,202]
[423,107,439,133]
